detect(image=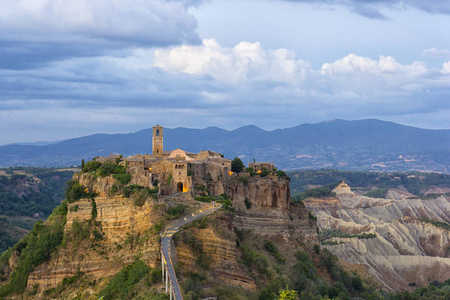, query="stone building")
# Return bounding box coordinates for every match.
[152,125,164,156]
[248,162,275,173]
[97,125,232,197]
